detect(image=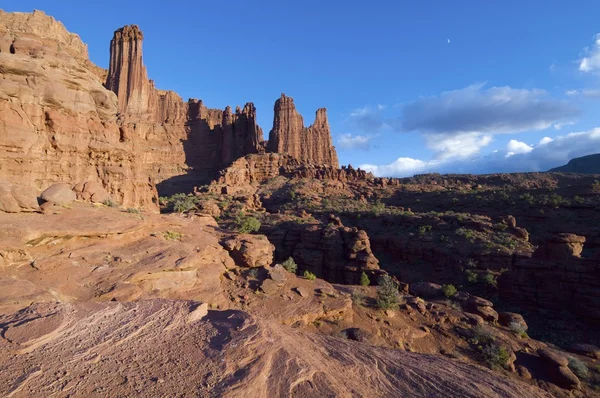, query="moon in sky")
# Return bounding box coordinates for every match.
[447,39,451,44]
